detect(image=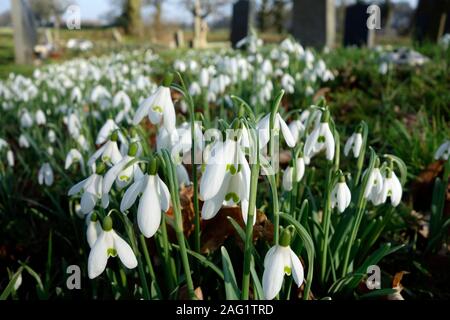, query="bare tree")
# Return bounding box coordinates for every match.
[182,0,229,48]
[121,0,143,36]
[143,0,164,34]
[258,0,270,32]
